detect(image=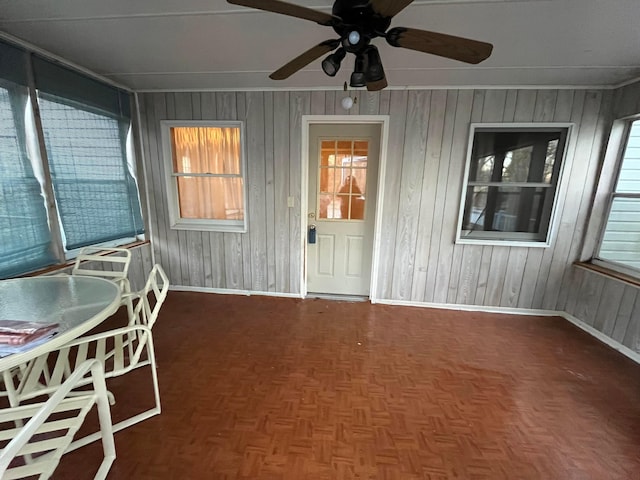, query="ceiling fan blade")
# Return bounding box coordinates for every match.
[227,0,339,26]
[369,0,415,19]
[386,27,493,64]
[270,39,340,80]
[367,76,388,92]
